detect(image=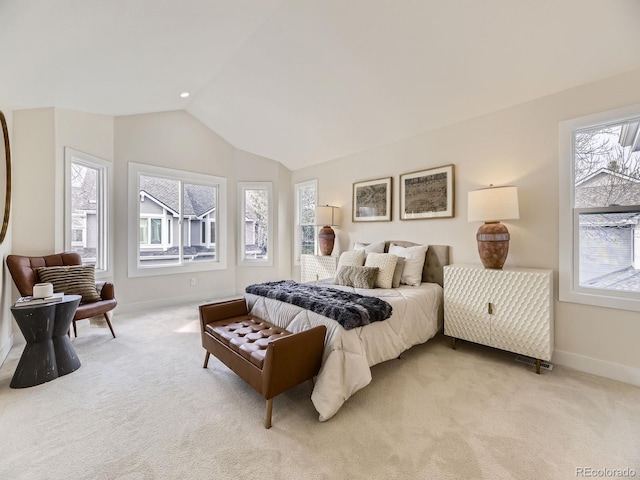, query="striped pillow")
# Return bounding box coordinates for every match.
[334,266,379,289]
[37,265,101,303]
